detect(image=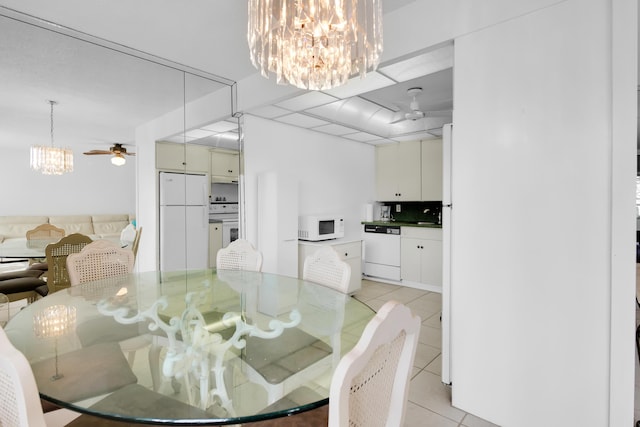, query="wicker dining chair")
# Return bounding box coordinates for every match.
[66,240,144,368]
[216,239,263,271]
[44,233,92,294]
[25,224,65,269]
[131,226,142,261]
[243,301,421,427]
[25,224,65,241]
[66,240,134,286]
[302,246,351,294]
